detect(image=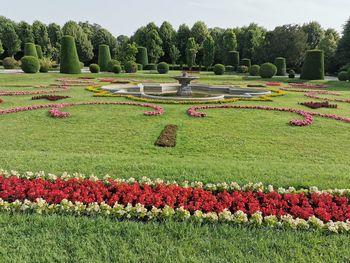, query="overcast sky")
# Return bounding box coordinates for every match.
[3,0,350,36]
